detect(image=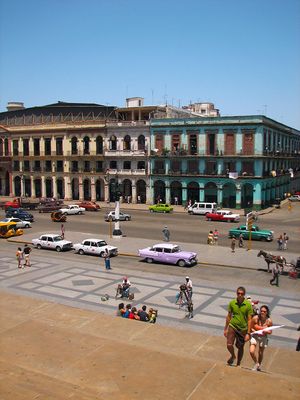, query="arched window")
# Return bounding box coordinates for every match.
[83,136,90,154]
[71,137,78,155]
[124,135,131,151]
[110,135,117,151]
[138,135,145,150]
[96,136,103,154]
